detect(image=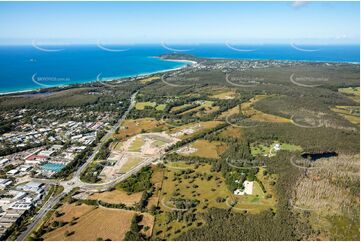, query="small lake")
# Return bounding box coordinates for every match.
[301,152,338,161]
